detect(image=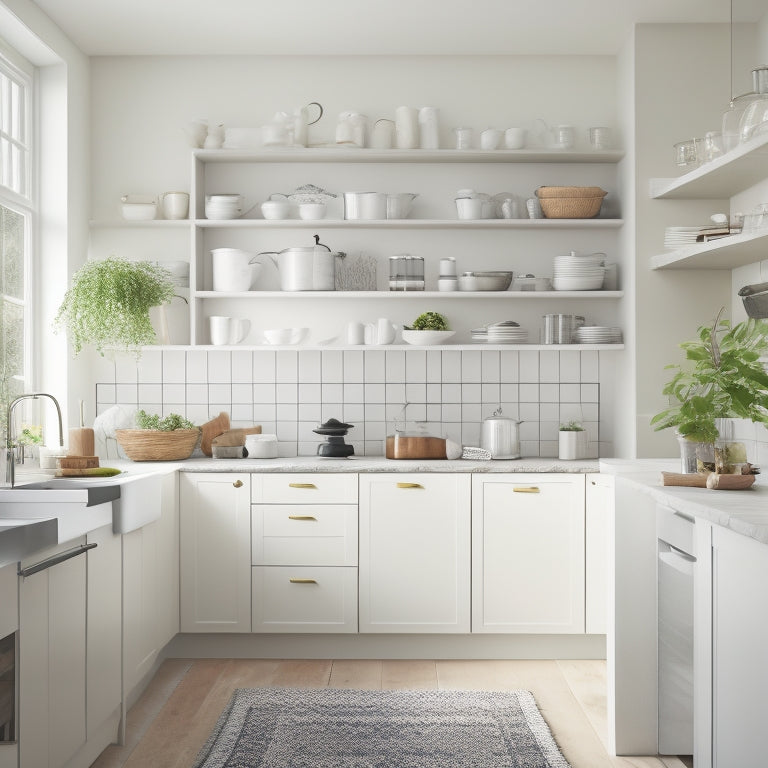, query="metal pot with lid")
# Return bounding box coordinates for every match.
[480,407,521,460]
[258,234,345,291]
